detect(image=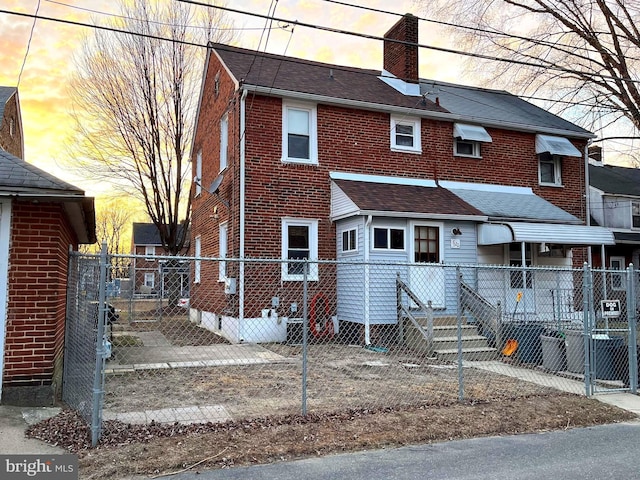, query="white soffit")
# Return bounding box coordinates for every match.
[535,134,581,157]
[453,123,492,143]
[478,222,615,246]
